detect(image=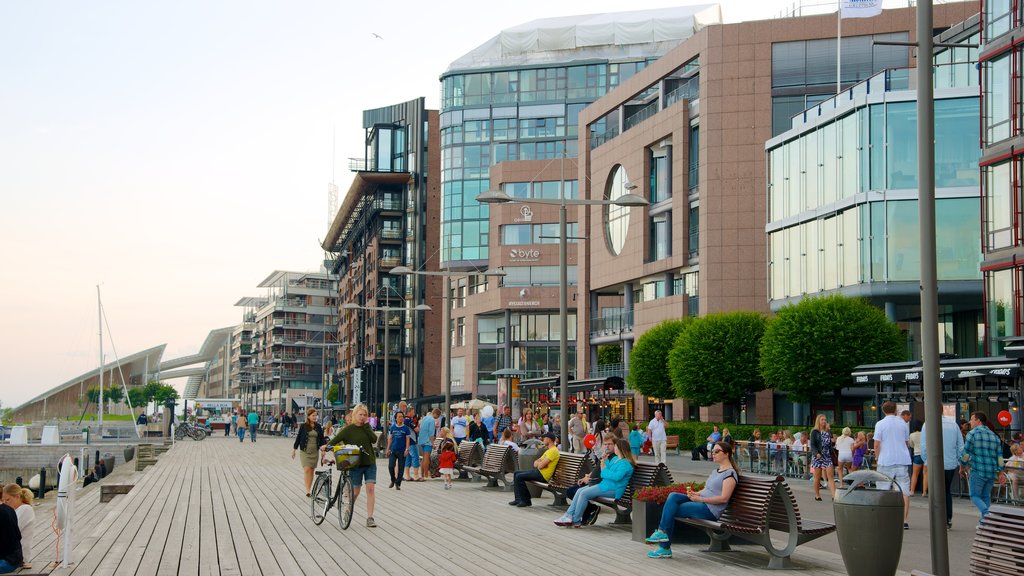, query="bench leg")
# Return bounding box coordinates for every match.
[612,508,631,525]
[767,554,792,570]
[499,476,513,492]
[486,477,499,488]
[552,493,568,507]
[706,531,732,552]
[458,469,470,480]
